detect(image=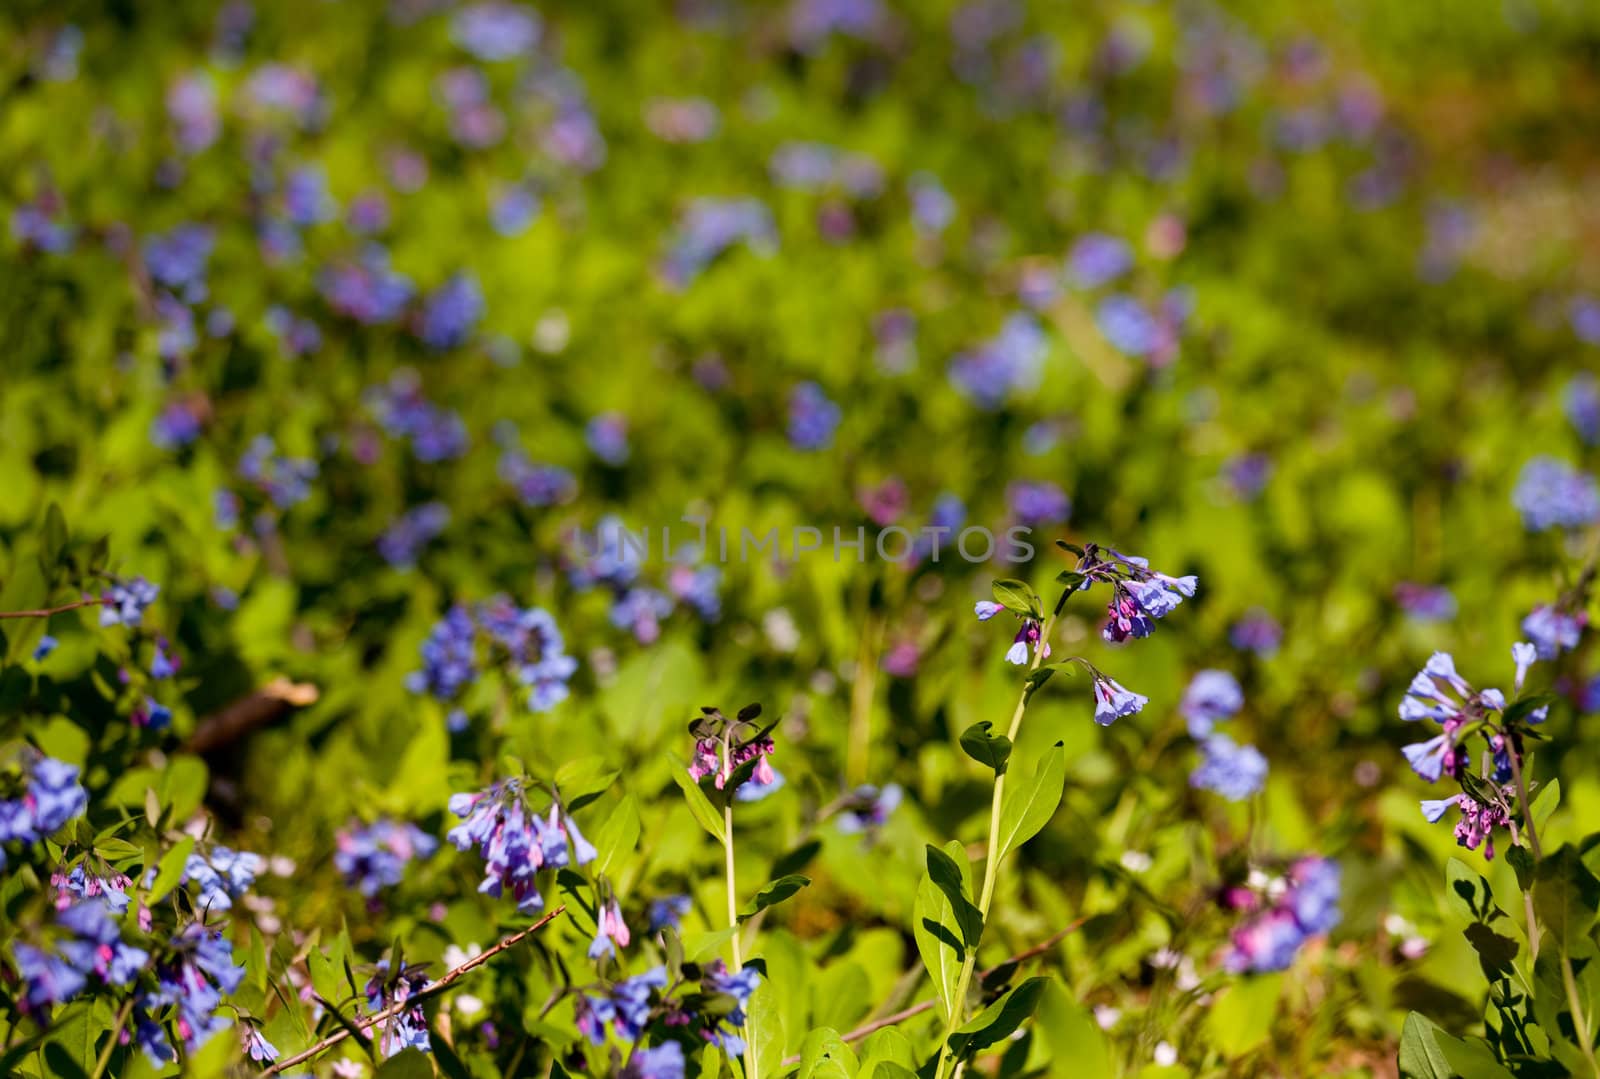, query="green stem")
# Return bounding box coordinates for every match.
[721,745,756,1079]
[932,617,1052,1079]
[89,998,134,1079]
[1510,746,1599,1077]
